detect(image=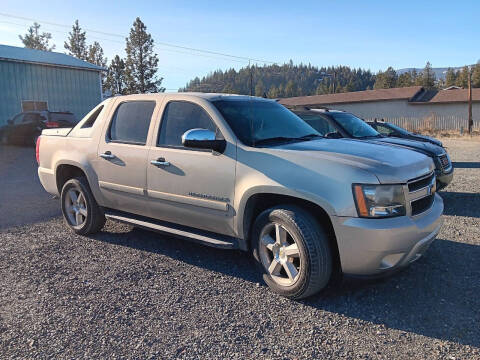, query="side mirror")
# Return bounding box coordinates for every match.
[7,119,13,125]
[181,128,226,153]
